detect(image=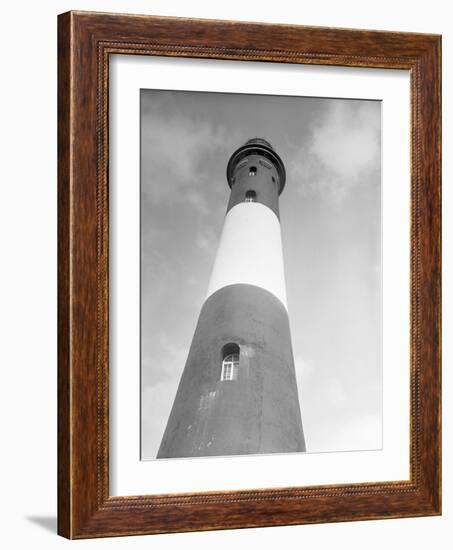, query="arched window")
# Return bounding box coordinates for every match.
[245,190,256,203]
[221,343,240,381]
[249,166,257,176]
